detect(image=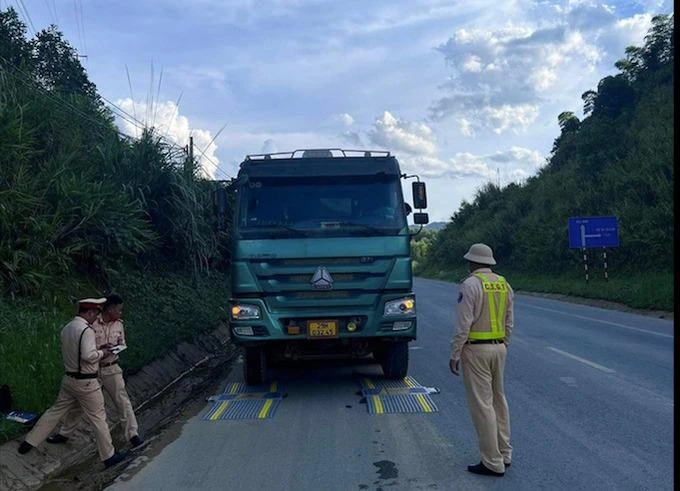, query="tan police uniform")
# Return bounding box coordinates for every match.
[451,261,514,474]
[24,314,115,461]
[57,316,139,441]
